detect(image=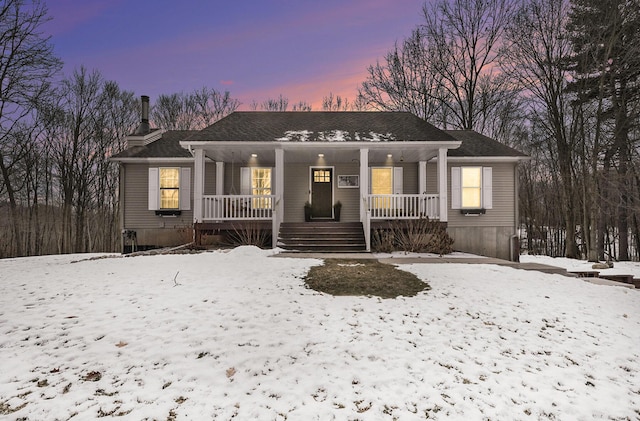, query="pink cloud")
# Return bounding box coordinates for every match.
[220,80,235,86]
